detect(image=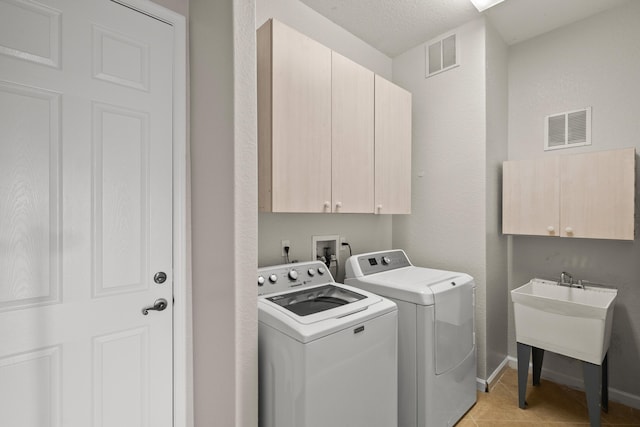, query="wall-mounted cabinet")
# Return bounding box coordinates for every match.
[503,148,635,240]
[257,19,331,213]
[375,75,412,214]
[257,19,411,214]
[331,51,374,213]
